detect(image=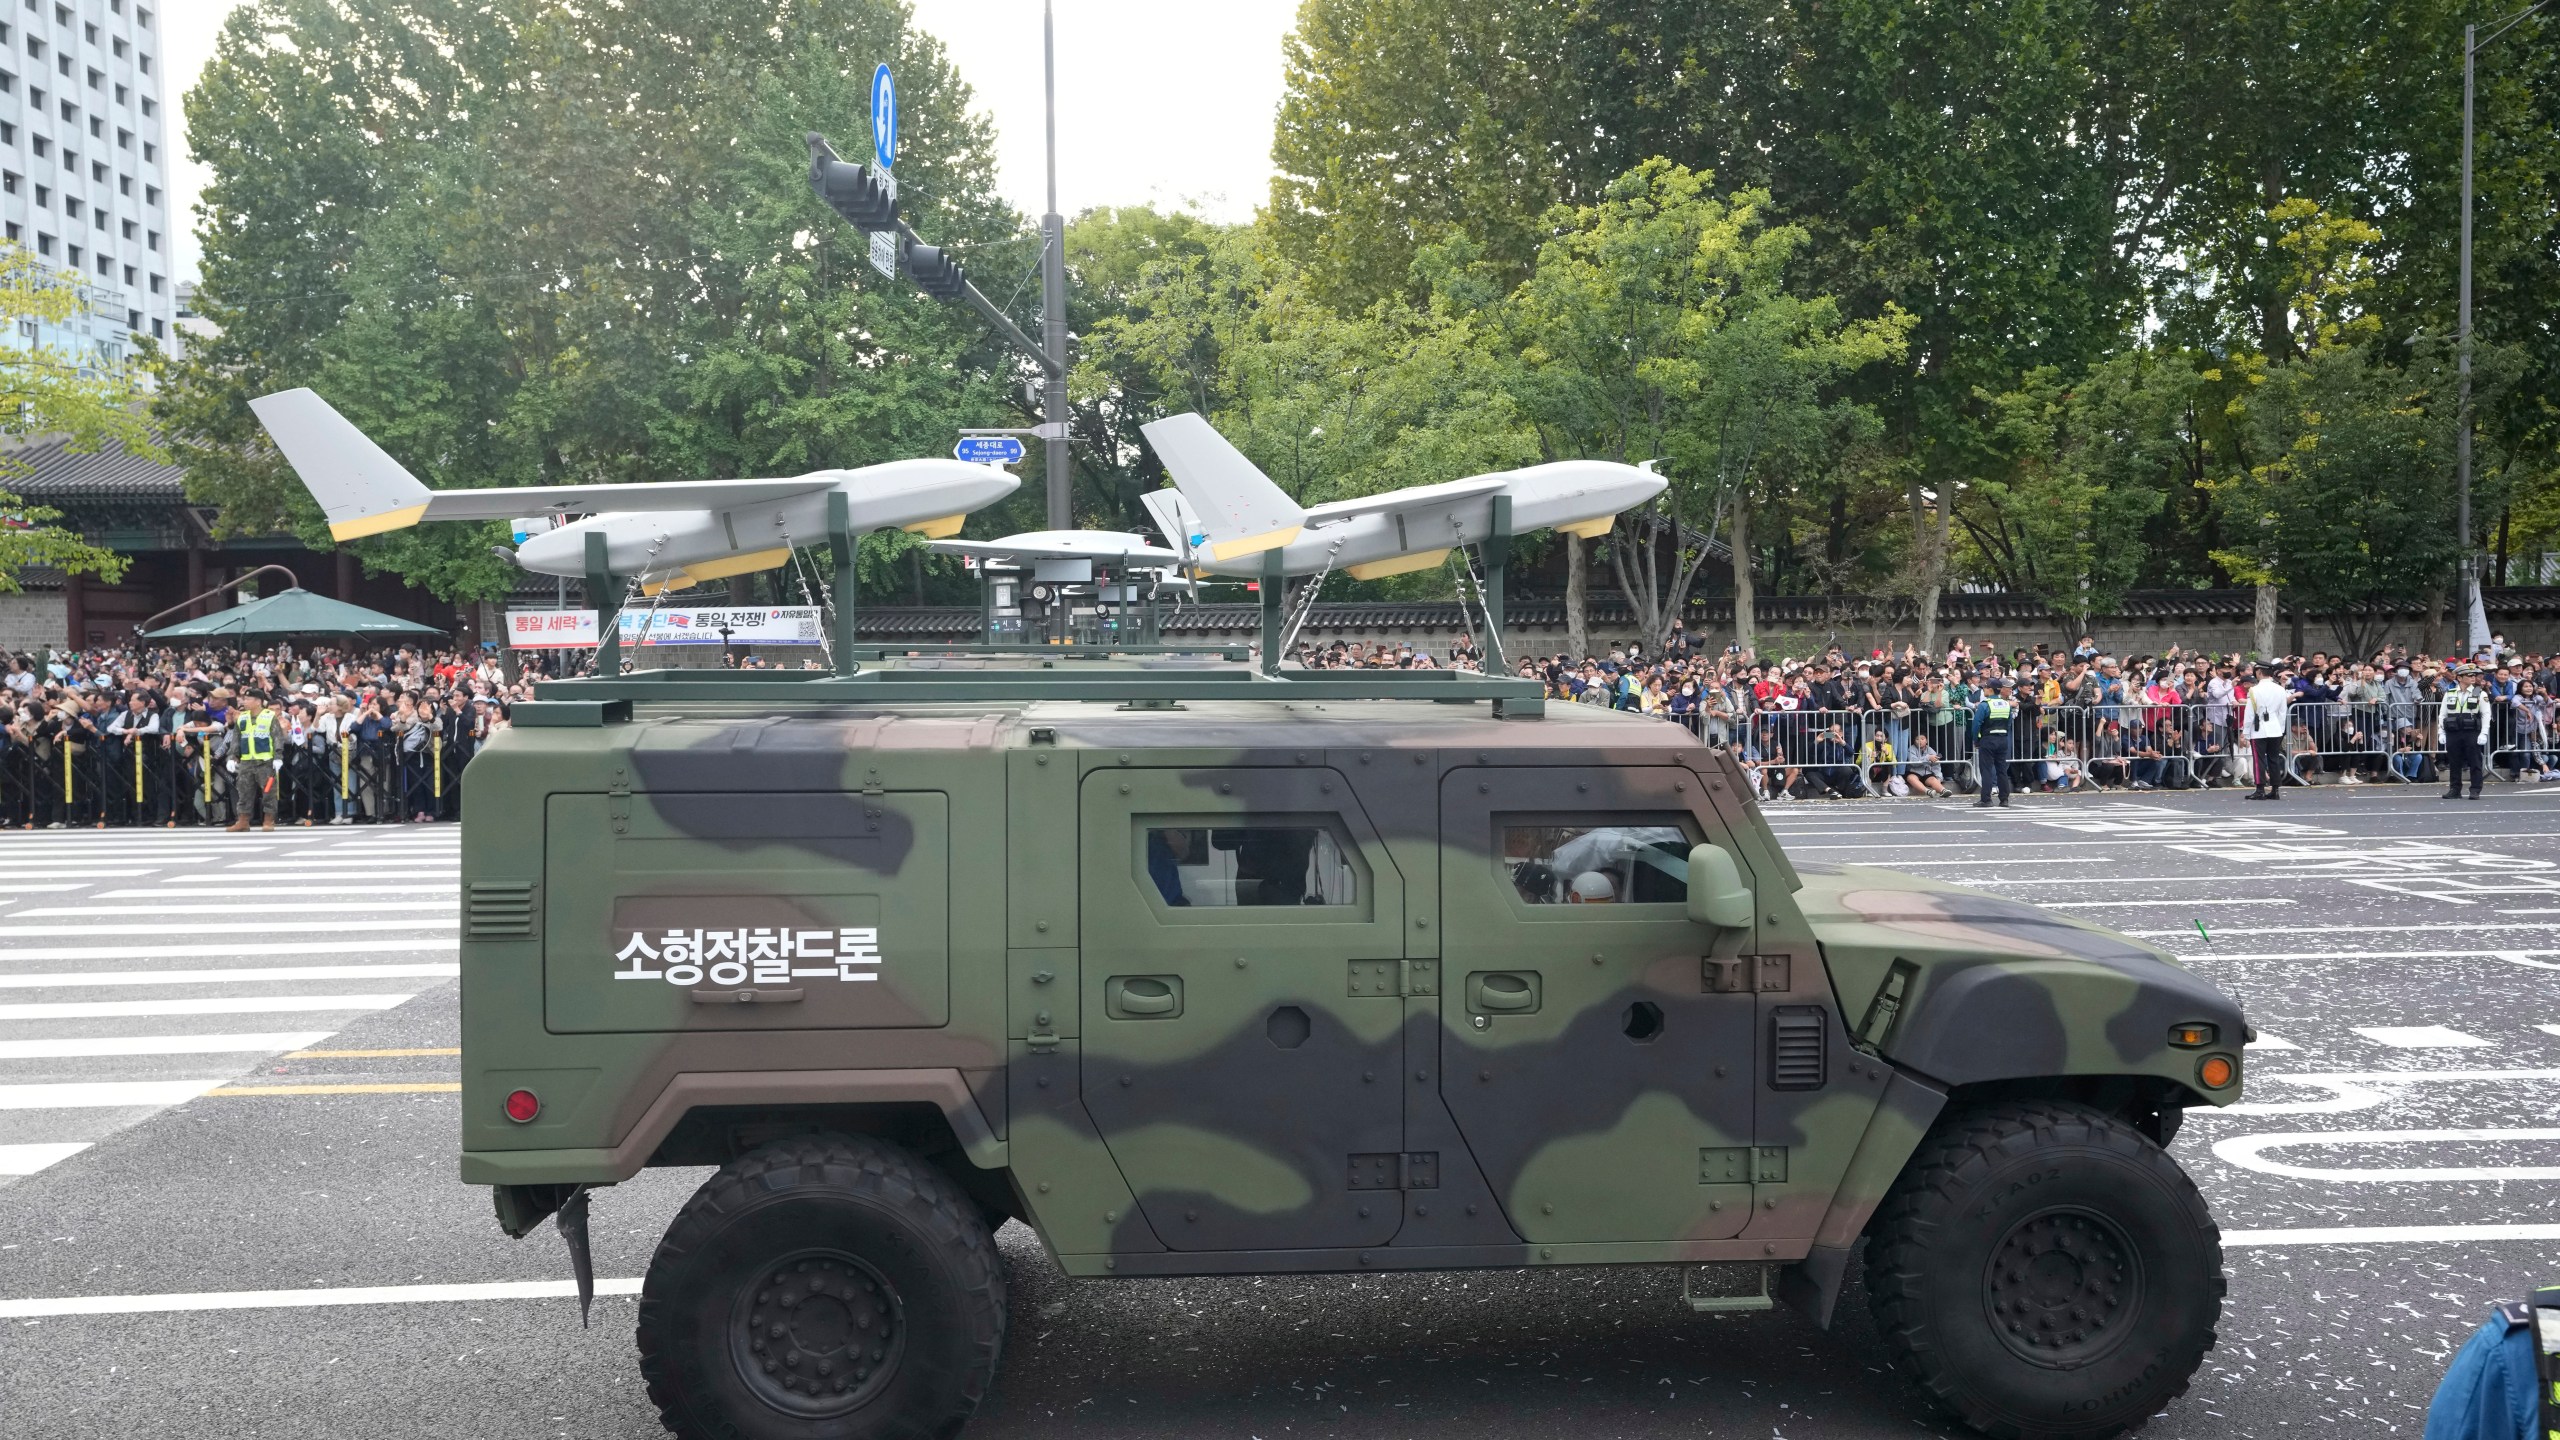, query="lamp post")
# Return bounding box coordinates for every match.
[2458,0,2550,655]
